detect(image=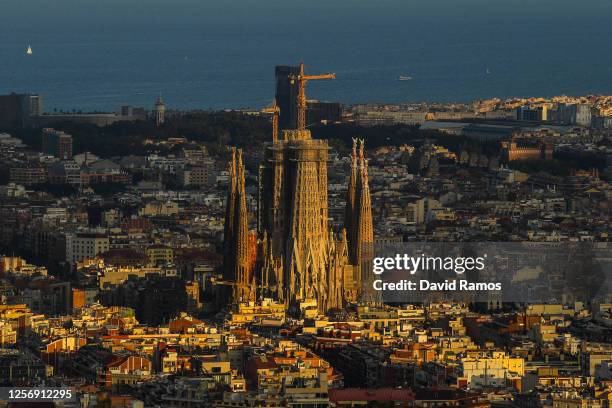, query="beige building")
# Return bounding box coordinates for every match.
[458,351,524,388]
[531,323,557,344]
[180,164,215,188]
[99,266,163,289]
[0,321,17,345]
[553,393,603,408]
[66,232,109,265]
[146,245,174,266]
[139,201,179,217]
[229,299,286,325]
